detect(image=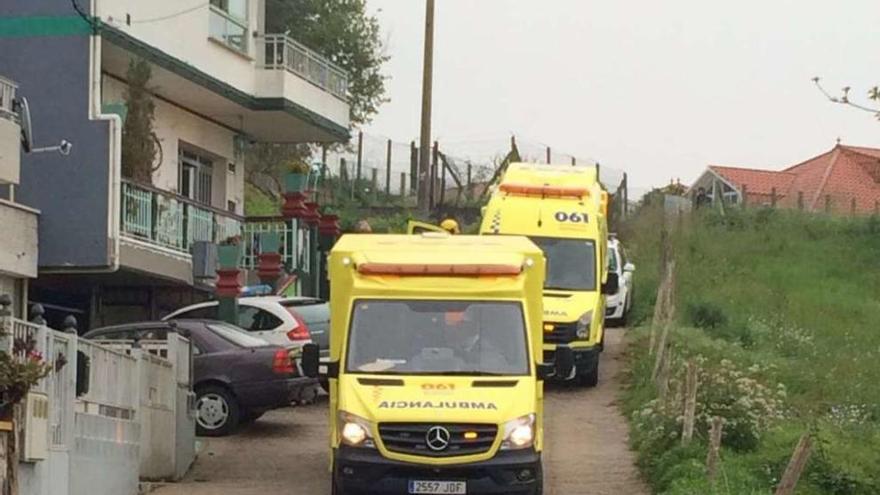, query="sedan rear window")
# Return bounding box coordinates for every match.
[207,323,269,348]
